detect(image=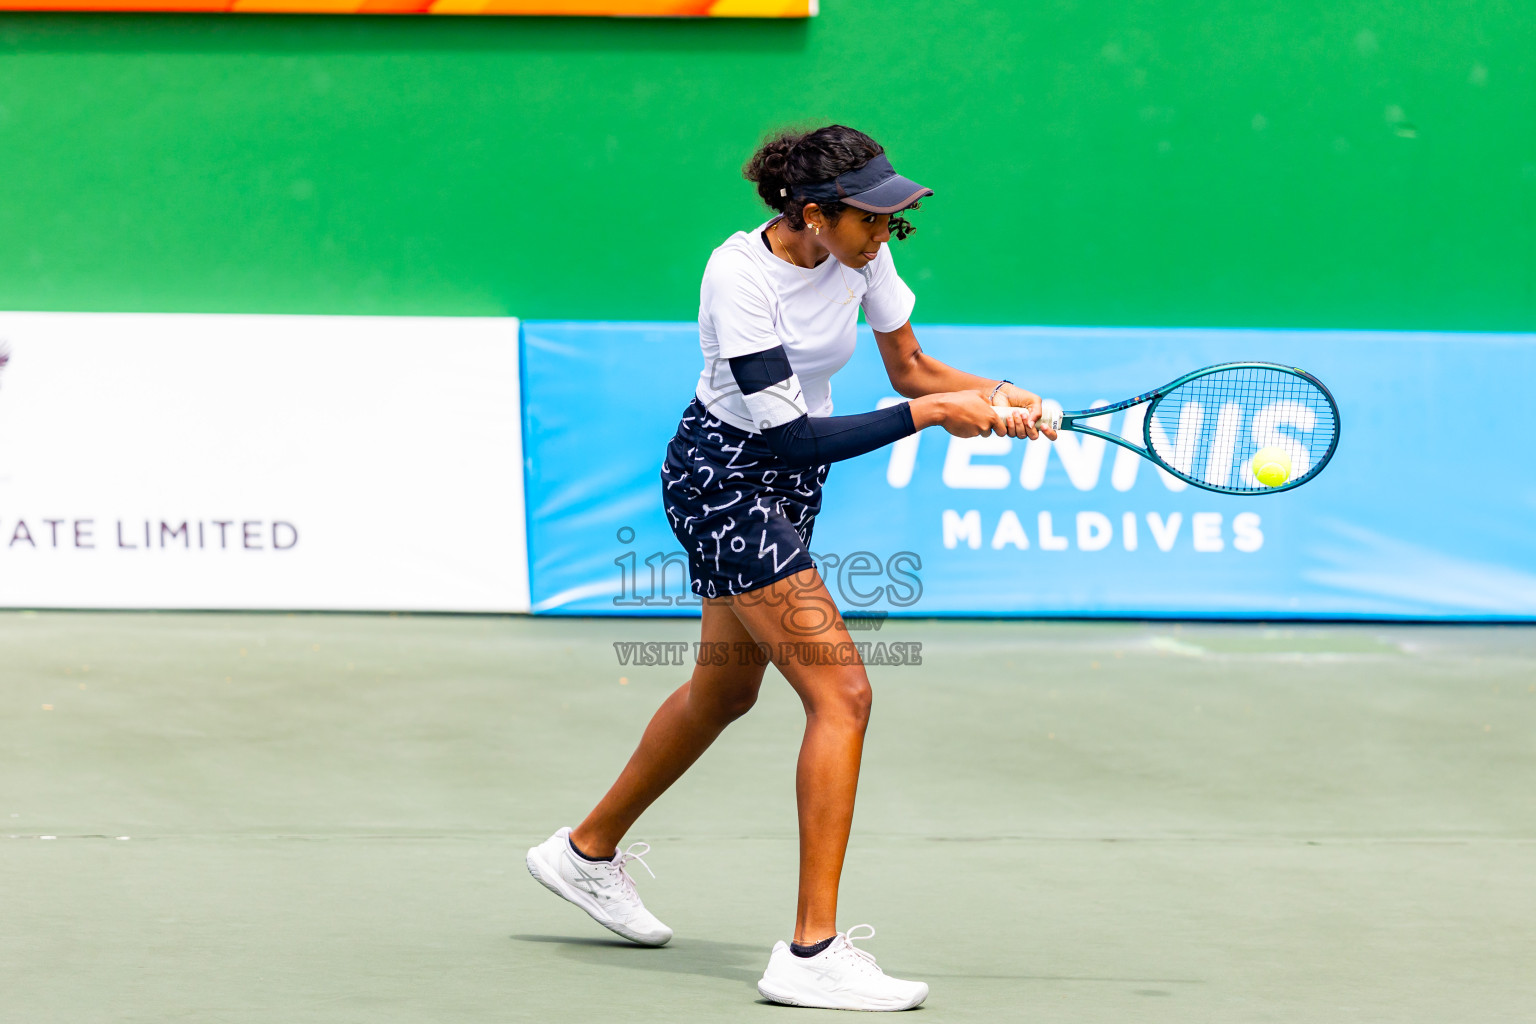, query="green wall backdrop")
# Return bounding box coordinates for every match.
[1,2,1532,329]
